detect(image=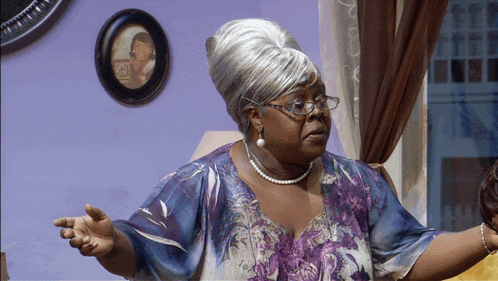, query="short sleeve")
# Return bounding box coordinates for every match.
[113,162,208,280]
[354,160,442,280]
